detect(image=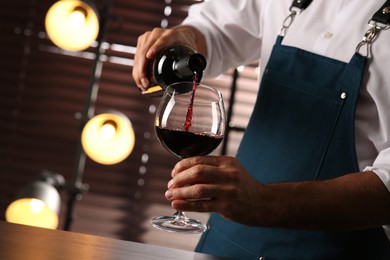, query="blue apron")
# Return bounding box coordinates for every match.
[195,17,390,260]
